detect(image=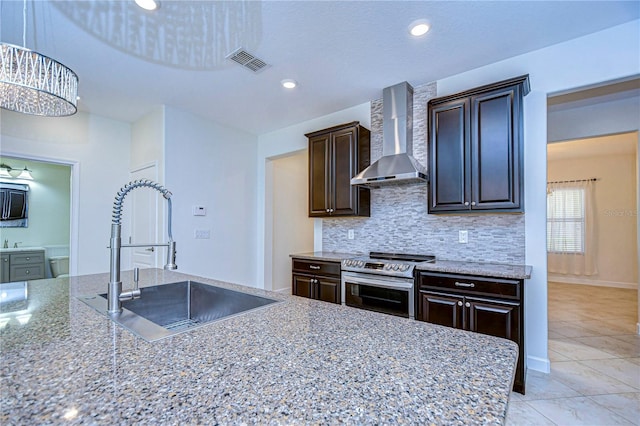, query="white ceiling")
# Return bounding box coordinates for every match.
[1,1,638,135]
